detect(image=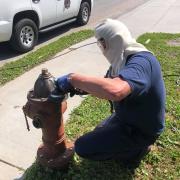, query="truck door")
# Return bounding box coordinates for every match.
[56,0,81,22]
[31,0,57,28]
